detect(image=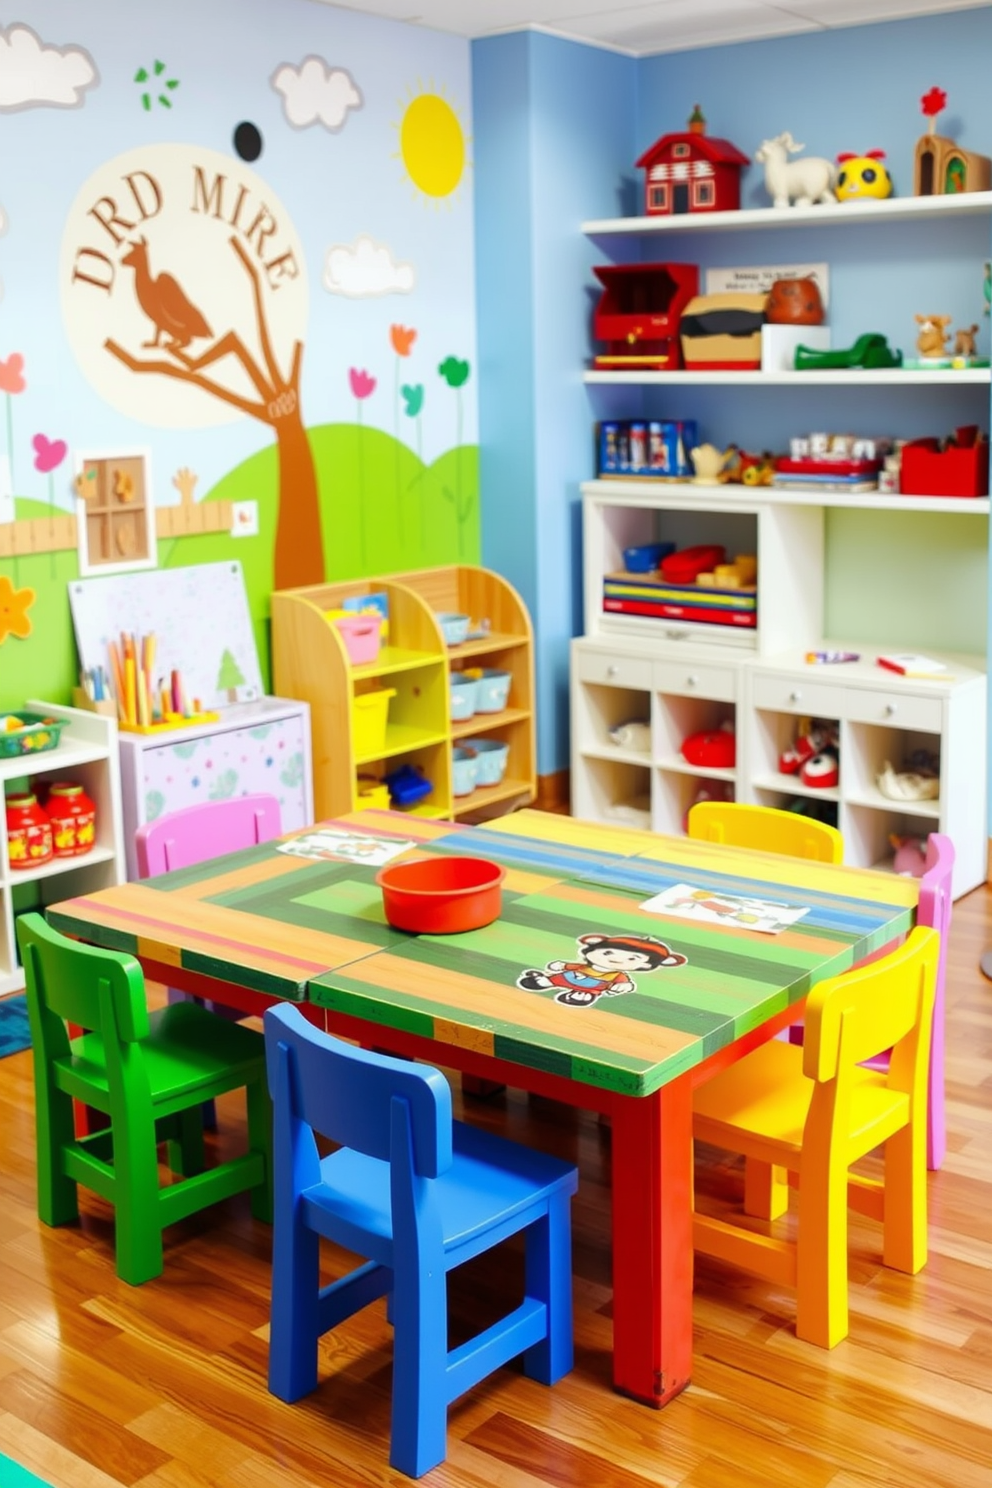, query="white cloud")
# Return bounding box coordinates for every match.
[271,57,362,131]
[324,236,415,298]
[0,23,98,111]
